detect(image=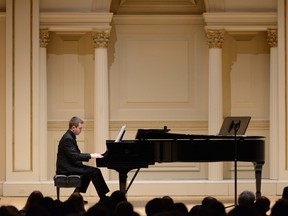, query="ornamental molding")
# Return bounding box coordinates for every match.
[40,12,113,32]
[39,29,50,48]
[205,29,225,48]
[267,28,278,48]
[119,0,197,6]
[112,14,204,25]
[92,30,111,48]
[112,0,204,15]
[203,12,277,31]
